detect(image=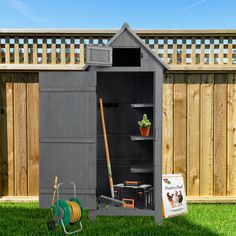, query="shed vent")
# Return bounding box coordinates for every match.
[113,48,141,67]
